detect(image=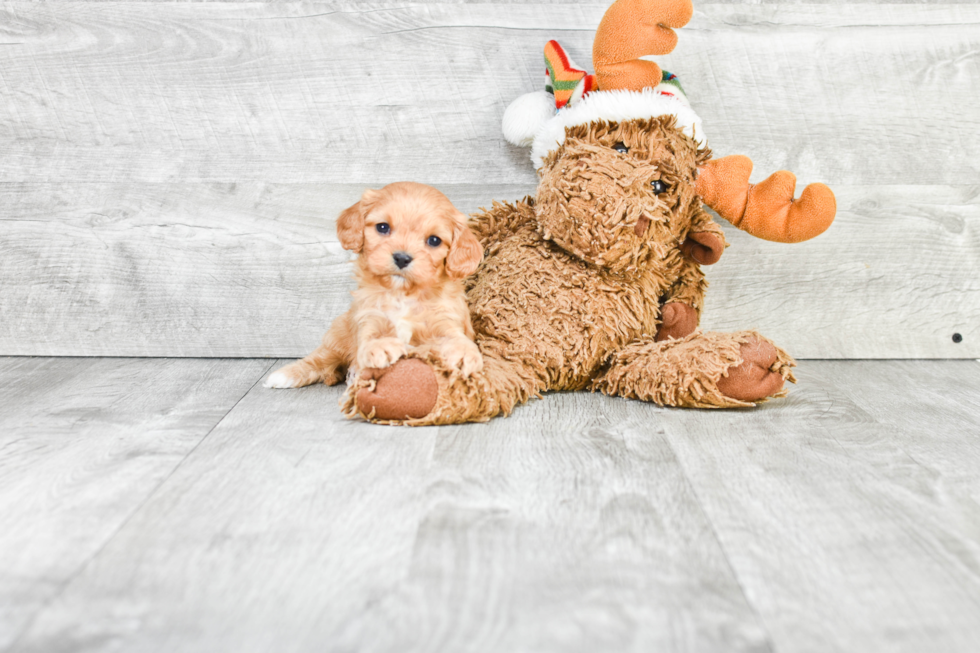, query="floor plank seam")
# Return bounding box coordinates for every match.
[656,421,779,653]
[1,360,277,653]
